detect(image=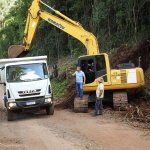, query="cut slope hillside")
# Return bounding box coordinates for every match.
[111,37,150,94]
